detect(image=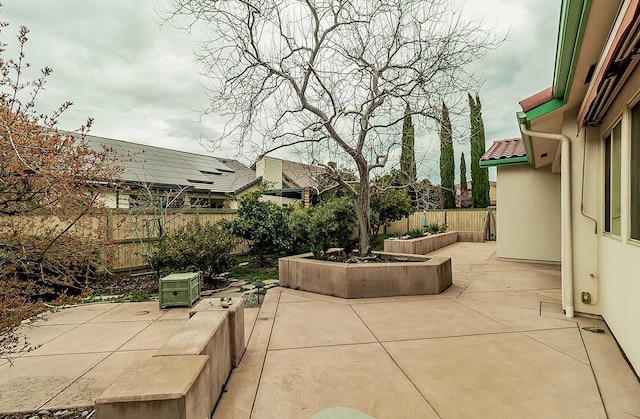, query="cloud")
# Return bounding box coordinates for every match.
[1,0,561,182]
